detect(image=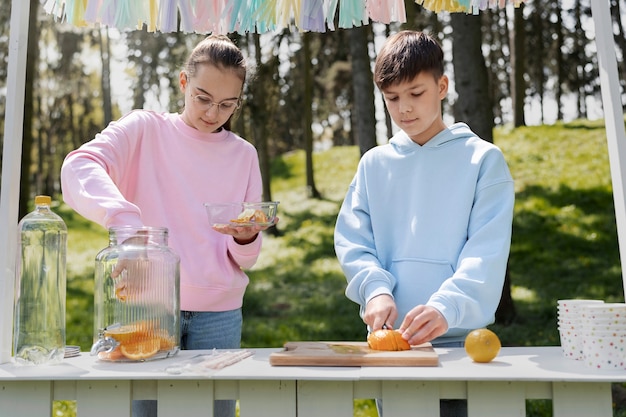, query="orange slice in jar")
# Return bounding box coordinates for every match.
[120,338,160,361]
[153,329,176,350]
[115,284,128,301]
[104,324,141,344]
[98,346,125,361]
